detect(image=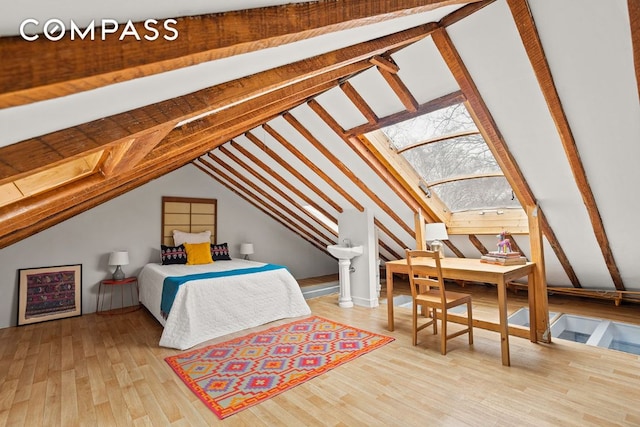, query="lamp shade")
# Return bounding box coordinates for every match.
[239,243,254,255]
[108,251,129,266]
[425,223,448,242]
